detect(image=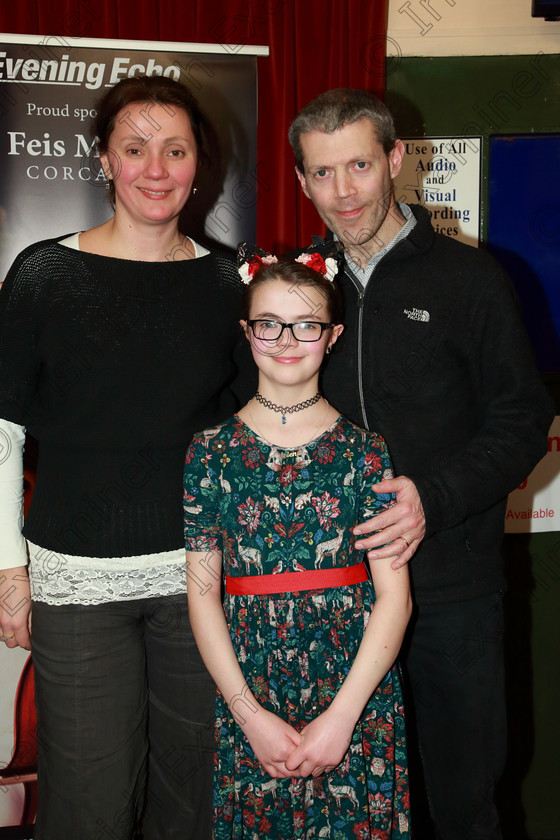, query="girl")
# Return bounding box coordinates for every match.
[184,246,411,839]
